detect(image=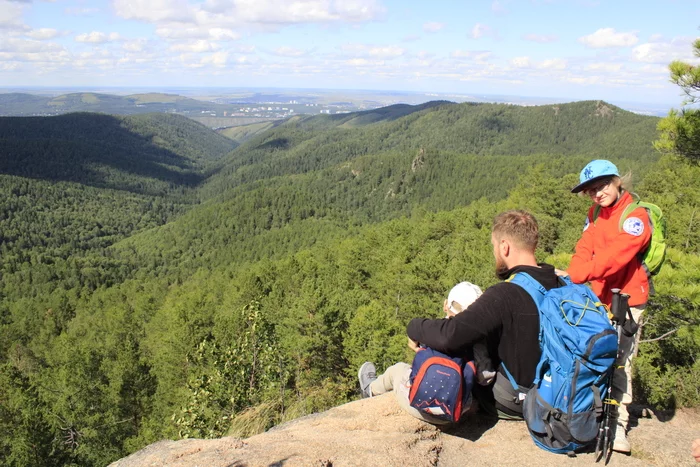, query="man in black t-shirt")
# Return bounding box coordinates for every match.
[407,210,560,419]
